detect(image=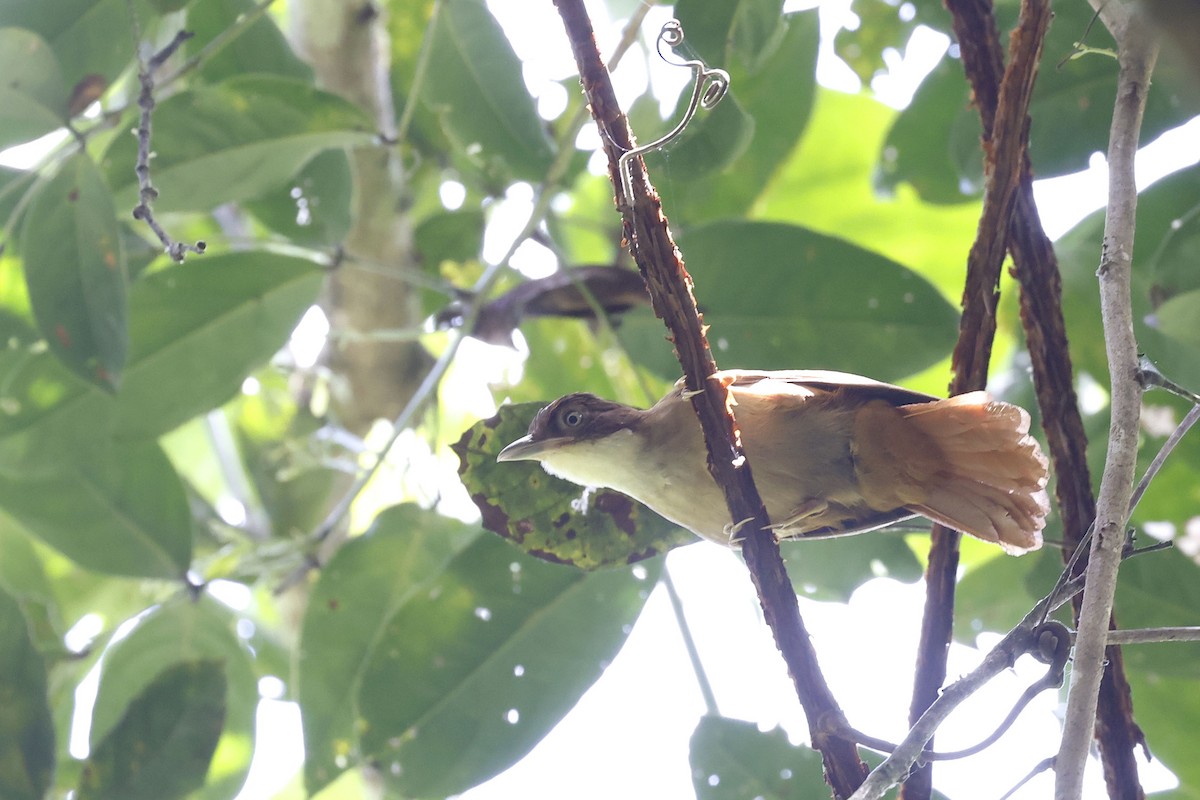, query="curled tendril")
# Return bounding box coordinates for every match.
[618,19,731,204]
